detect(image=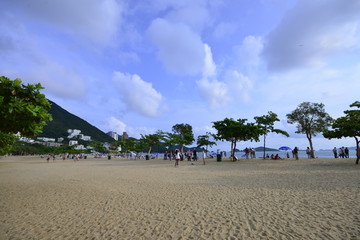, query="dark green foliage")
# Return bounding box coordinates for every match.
[197,133,216,151]
[171,123,195,153]
[11,141,85,155]
[0,132,16,155]
[0,76,52,137]
[287,102,332,158]
[38,100,114,143]
[254,111,289,159]
[323,101,360,164]
[212,118,262,159]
